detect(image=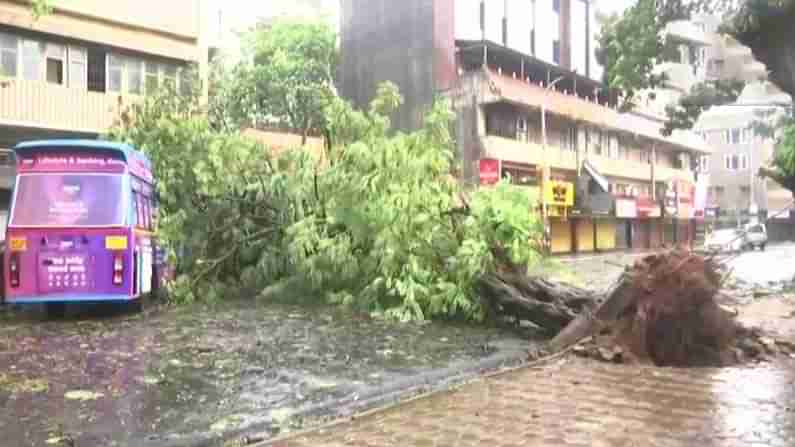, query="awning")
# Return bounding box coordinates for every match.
[582,160,609,193]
